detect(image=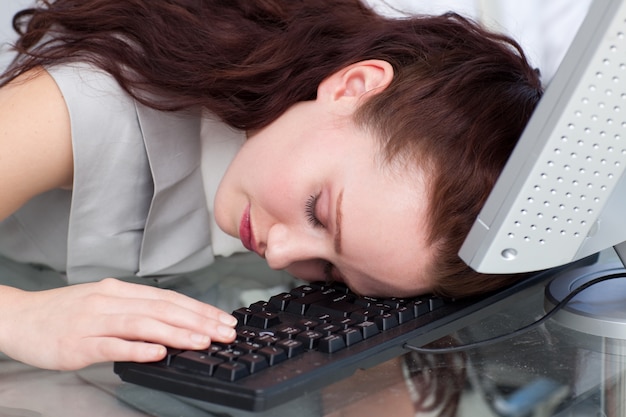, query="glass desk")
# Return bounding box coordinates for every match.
[1,265,624,417]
